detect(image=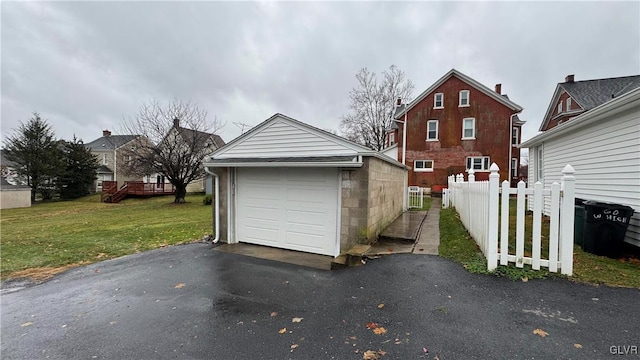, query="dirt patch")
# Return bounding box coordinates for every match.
[6,261,91,283]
